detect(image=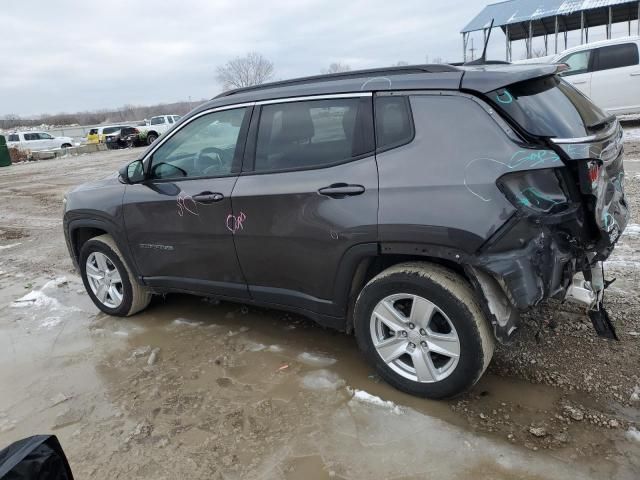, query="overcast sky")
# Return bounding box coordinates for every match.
[0,0,625,117]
